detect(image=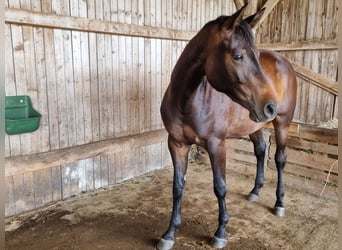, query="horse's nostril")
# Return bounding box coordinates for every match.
[264,102,277,119]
